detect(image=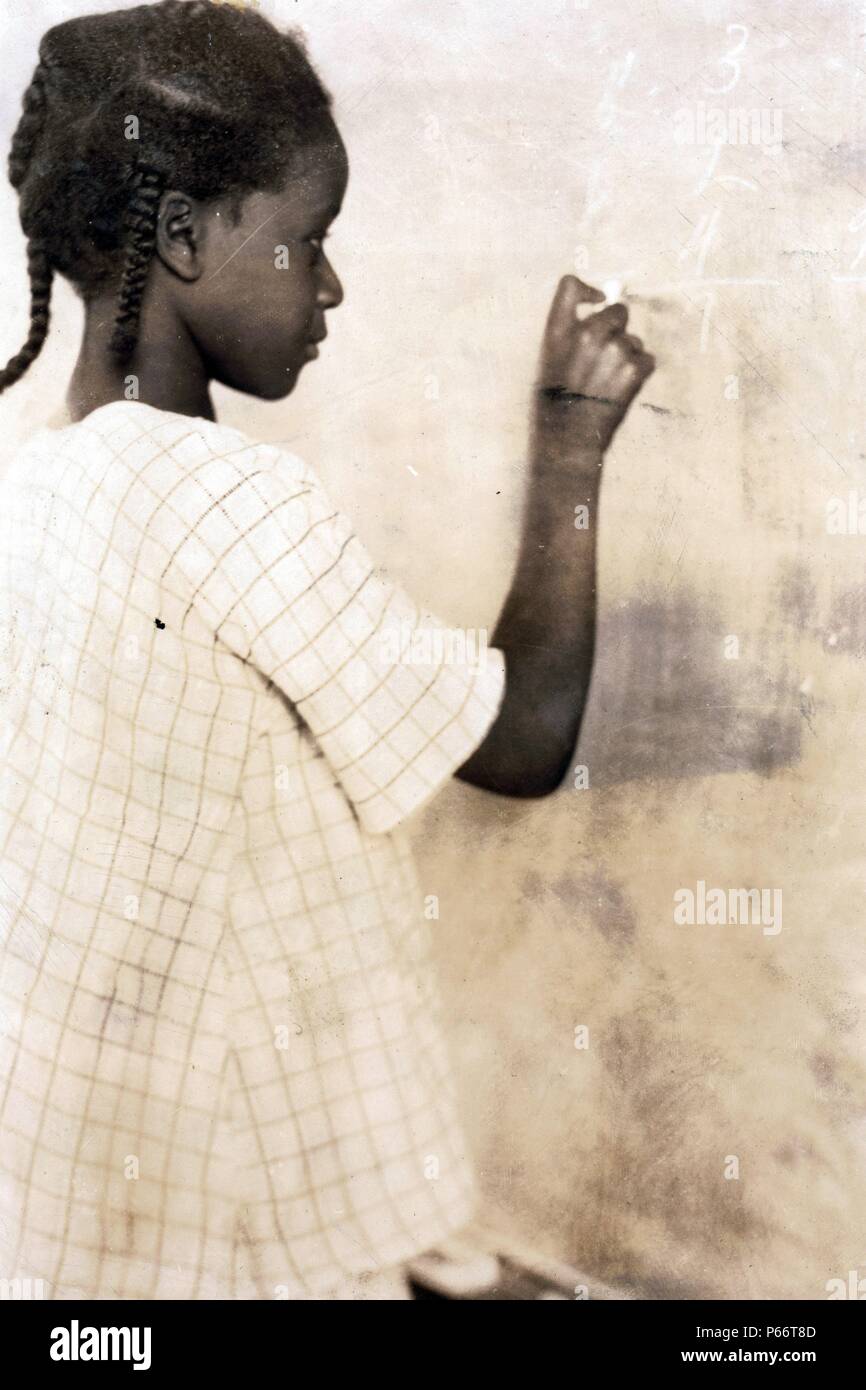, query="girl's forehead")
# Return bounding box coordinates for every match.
[223,131,347,236]
[279,140,348,218]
